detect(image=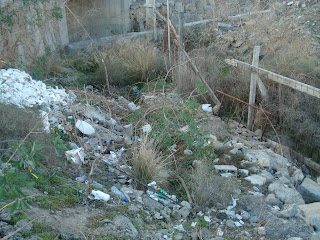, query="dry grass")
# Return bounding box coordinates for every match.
[131,135,172,187]
[92,39,168,87]
[190,161,238,209]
